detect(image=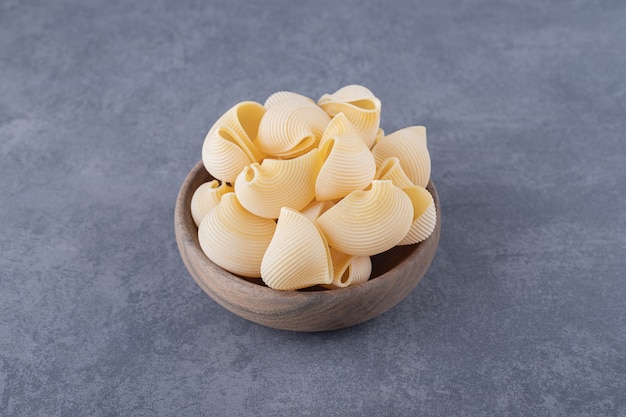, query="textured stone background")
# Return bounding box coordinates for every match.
[1,0,625,415]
